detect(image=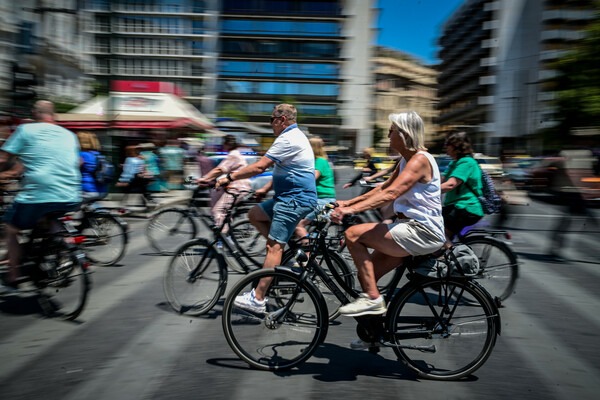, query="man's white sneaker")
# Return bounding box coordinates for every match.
[350,338,385,350]
[233,289,267,313]
[338,293,387,317]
